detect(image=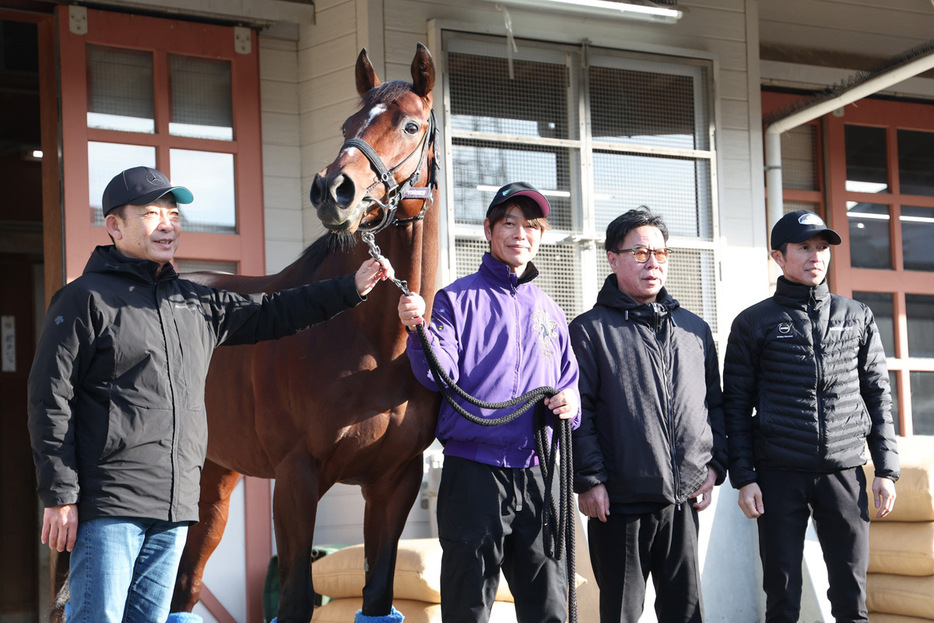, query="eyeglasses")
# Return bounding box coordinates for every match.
[613,247,672,264]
